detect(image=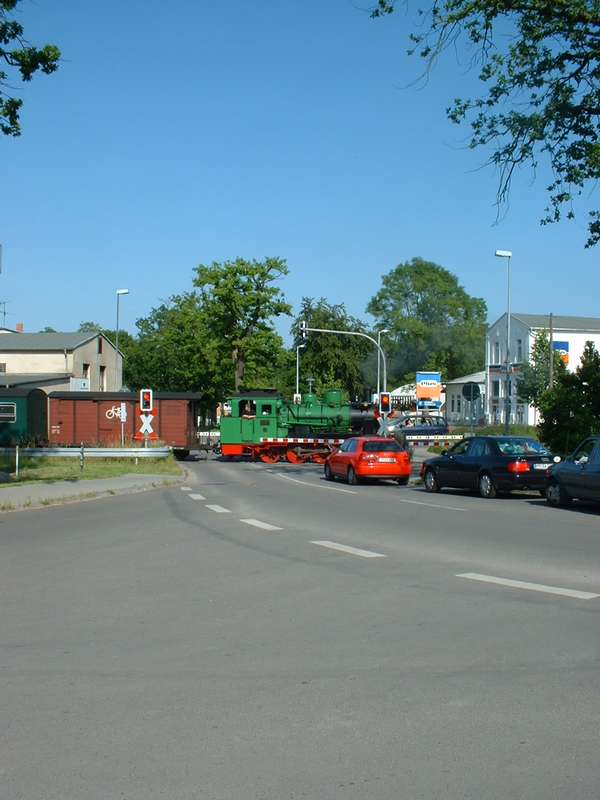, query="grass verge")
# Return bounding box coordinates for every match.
[0,455,182,485]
